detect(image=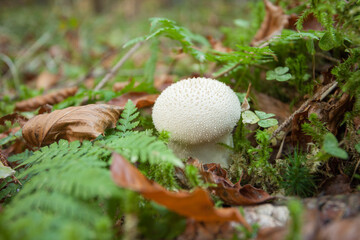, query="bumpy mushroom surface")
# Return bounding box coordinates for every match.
[152,77,241,167]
